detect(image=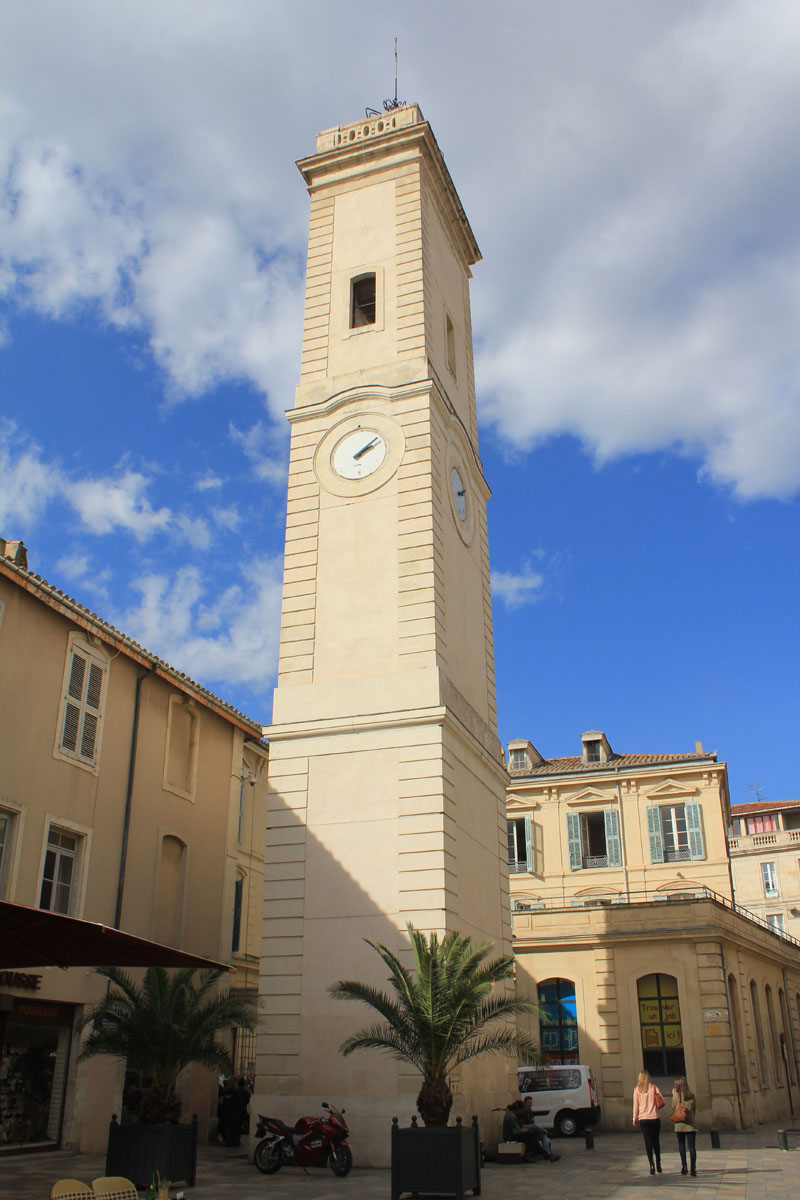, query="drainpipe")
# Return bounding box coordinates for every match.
[114,668,154,929]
